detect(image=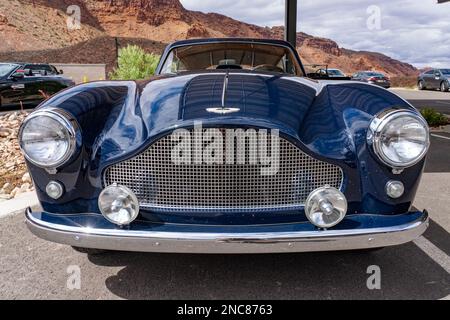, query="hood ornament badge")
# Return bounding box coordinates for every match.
[206,72,240,114]
[206,107,241,114]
